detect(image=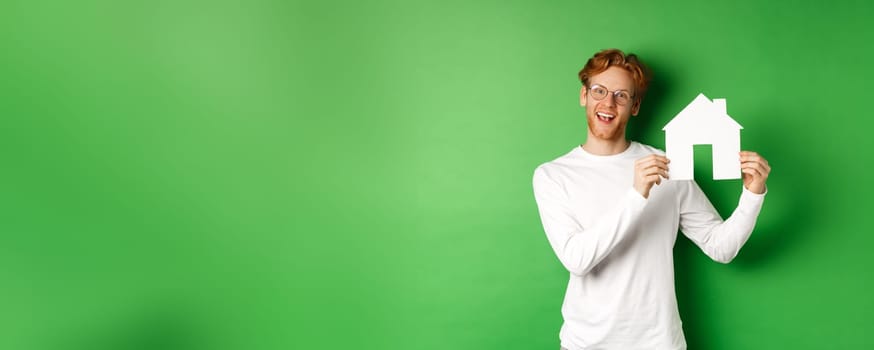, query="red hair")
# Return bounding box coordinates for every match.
[578,49,652,103]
